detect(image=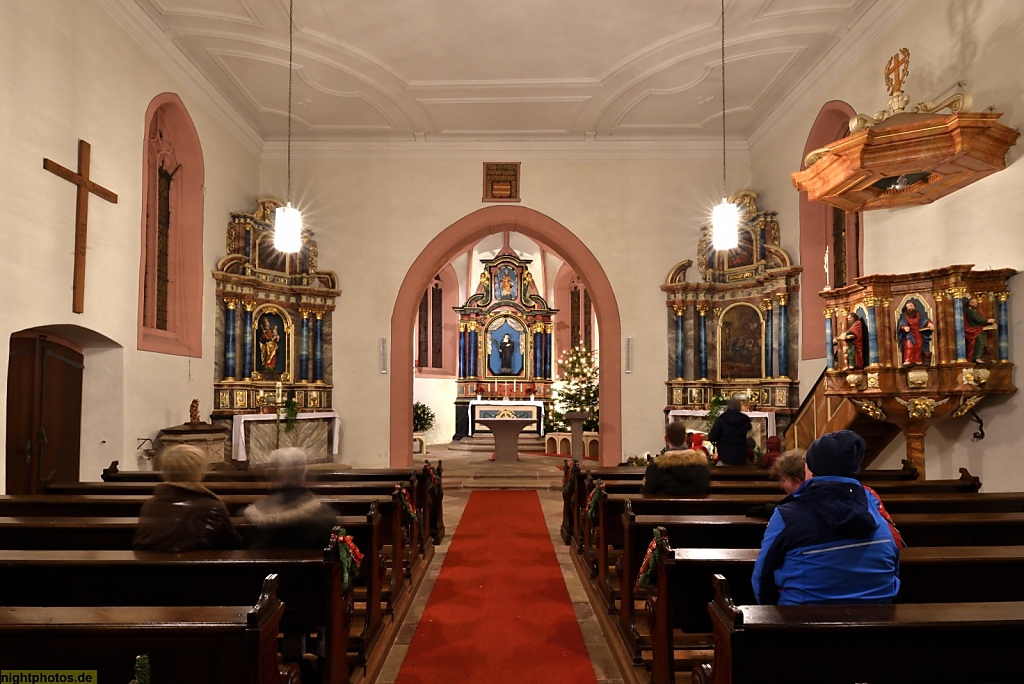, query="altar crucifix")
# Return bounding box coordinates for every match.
[43,139,119,313]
